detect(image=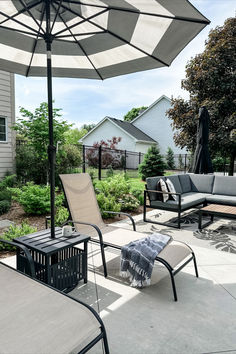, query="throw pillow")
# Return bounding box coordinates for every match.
[159,178,169,202]
[156,180,164,201]
[166,178,177,201]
